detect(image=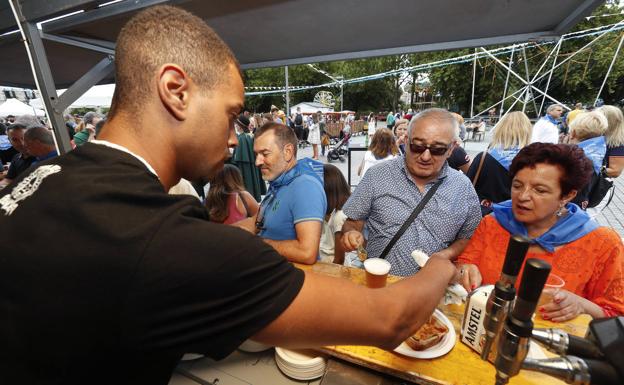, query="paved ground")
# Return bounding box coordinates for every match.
[295,124,624,237]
